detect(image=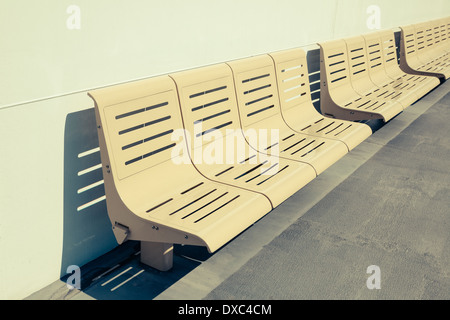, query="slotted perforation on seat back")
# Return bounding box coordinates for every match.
[363,33,386,77]
[425,23,439,50]
[345,36,371,84]
[447,20,450,42]
[269,48,313,114]
[432,22,442,48]
[227,55,282,129]
[170,63,241,151]
[379,31,399,70]
[319,39,352,90]
[402,25,419,59]
[439,20,448,43]
[414,24,428,54]
[415,22,438,58]
[91,76,185,180]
